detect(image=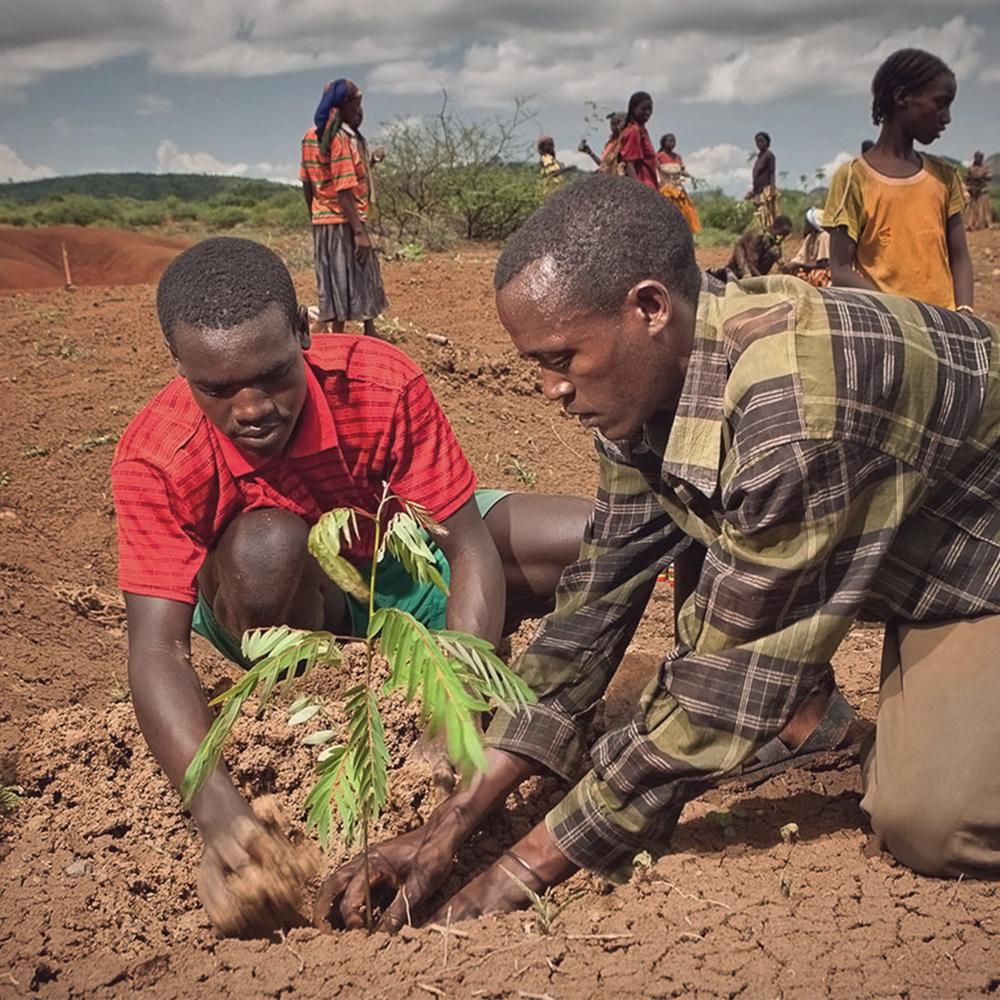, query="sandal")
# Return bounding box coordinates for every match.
[722,687,868,790]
